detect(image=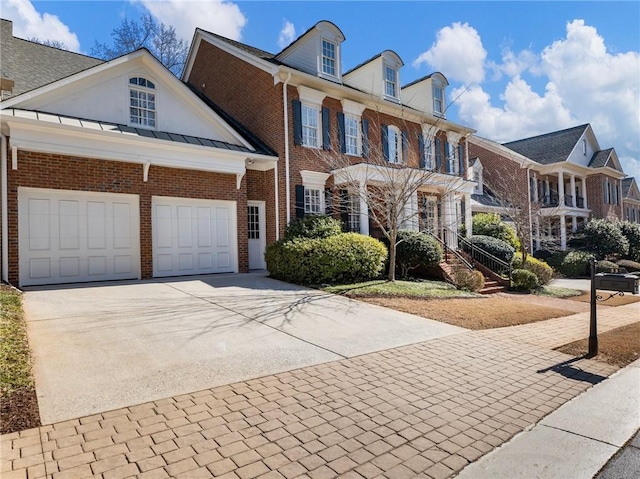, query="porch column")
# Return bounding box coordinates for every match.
[570,174,576,207]
[558,171,565,206]
[442,193,456,249]
[572,215,577,232]
[465,193,473,237]
[560,215,567,250]
[410,192,419,231]
[533,172,539,202]
[545,178,550,202]
[359,184,369,236]
[581,177,588,209]
[535,217,541,250]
